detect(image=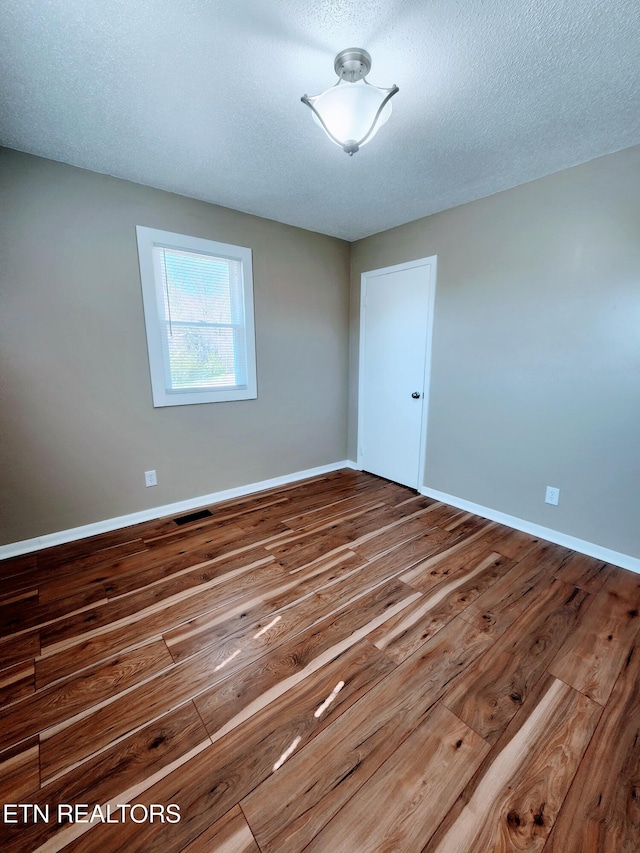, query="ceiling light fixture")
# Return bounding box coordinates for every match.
[301,48,398,156]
